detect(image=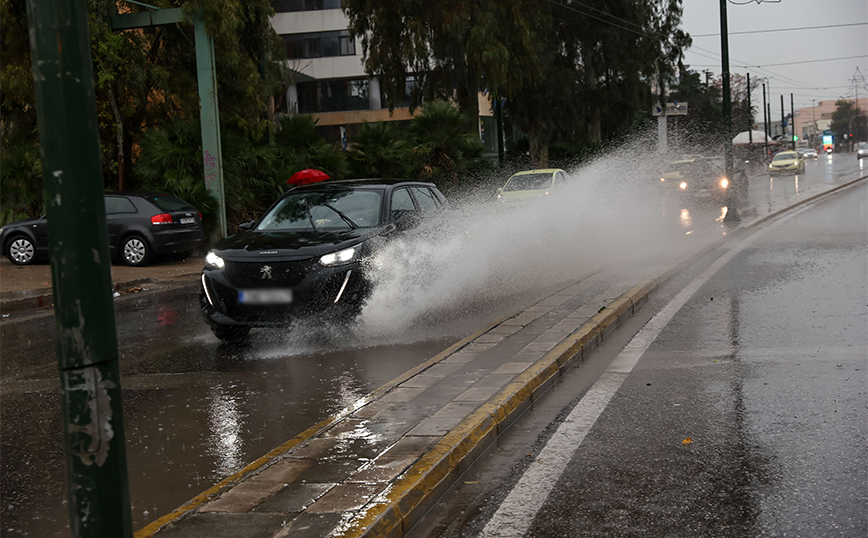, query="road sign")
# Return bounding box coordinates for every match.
[652,101,688,116]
